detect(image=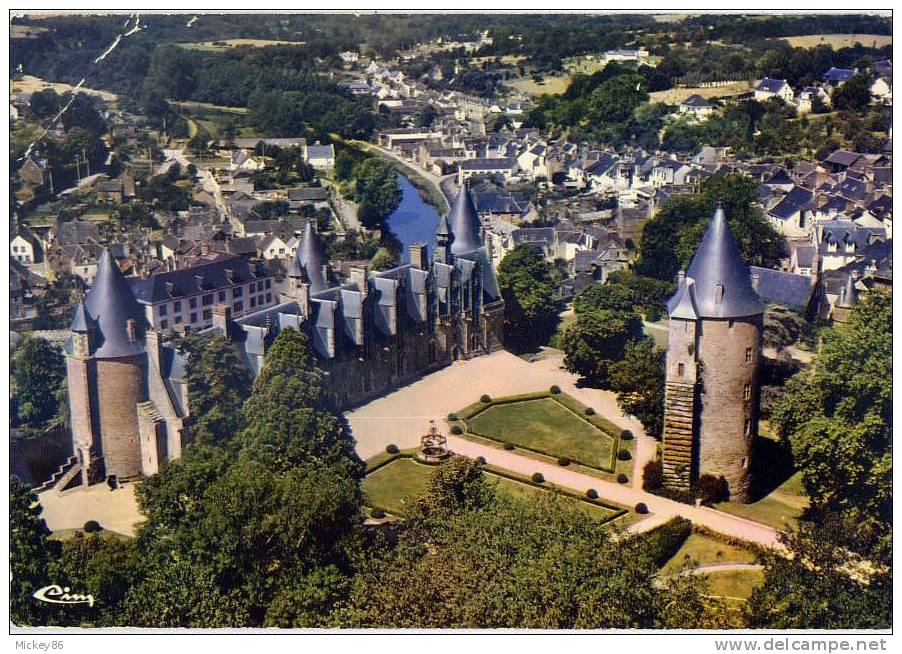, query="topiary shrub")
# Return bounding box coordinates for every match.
[370,509,386,519]
[557,456,571,467]
[693,474,730,506]
[635,502,648,514]
[617,473,629,484]
[450,425,463,435]
[531,472,545,484]
[584,407,595,416]
[386,444,399,454]
[586,488,599,500]
[621,430,633,440]
[642,459,664,491]
[503,442,515,450]
[475,456,486,465]
[480,394,492,404]
[447,413,458,421]
[83,520,102,533]
[550,385,561,394]
[617,448,632,461]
